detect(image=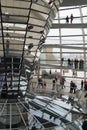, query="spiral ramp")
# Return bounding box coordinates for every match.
[0,0,83,130]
